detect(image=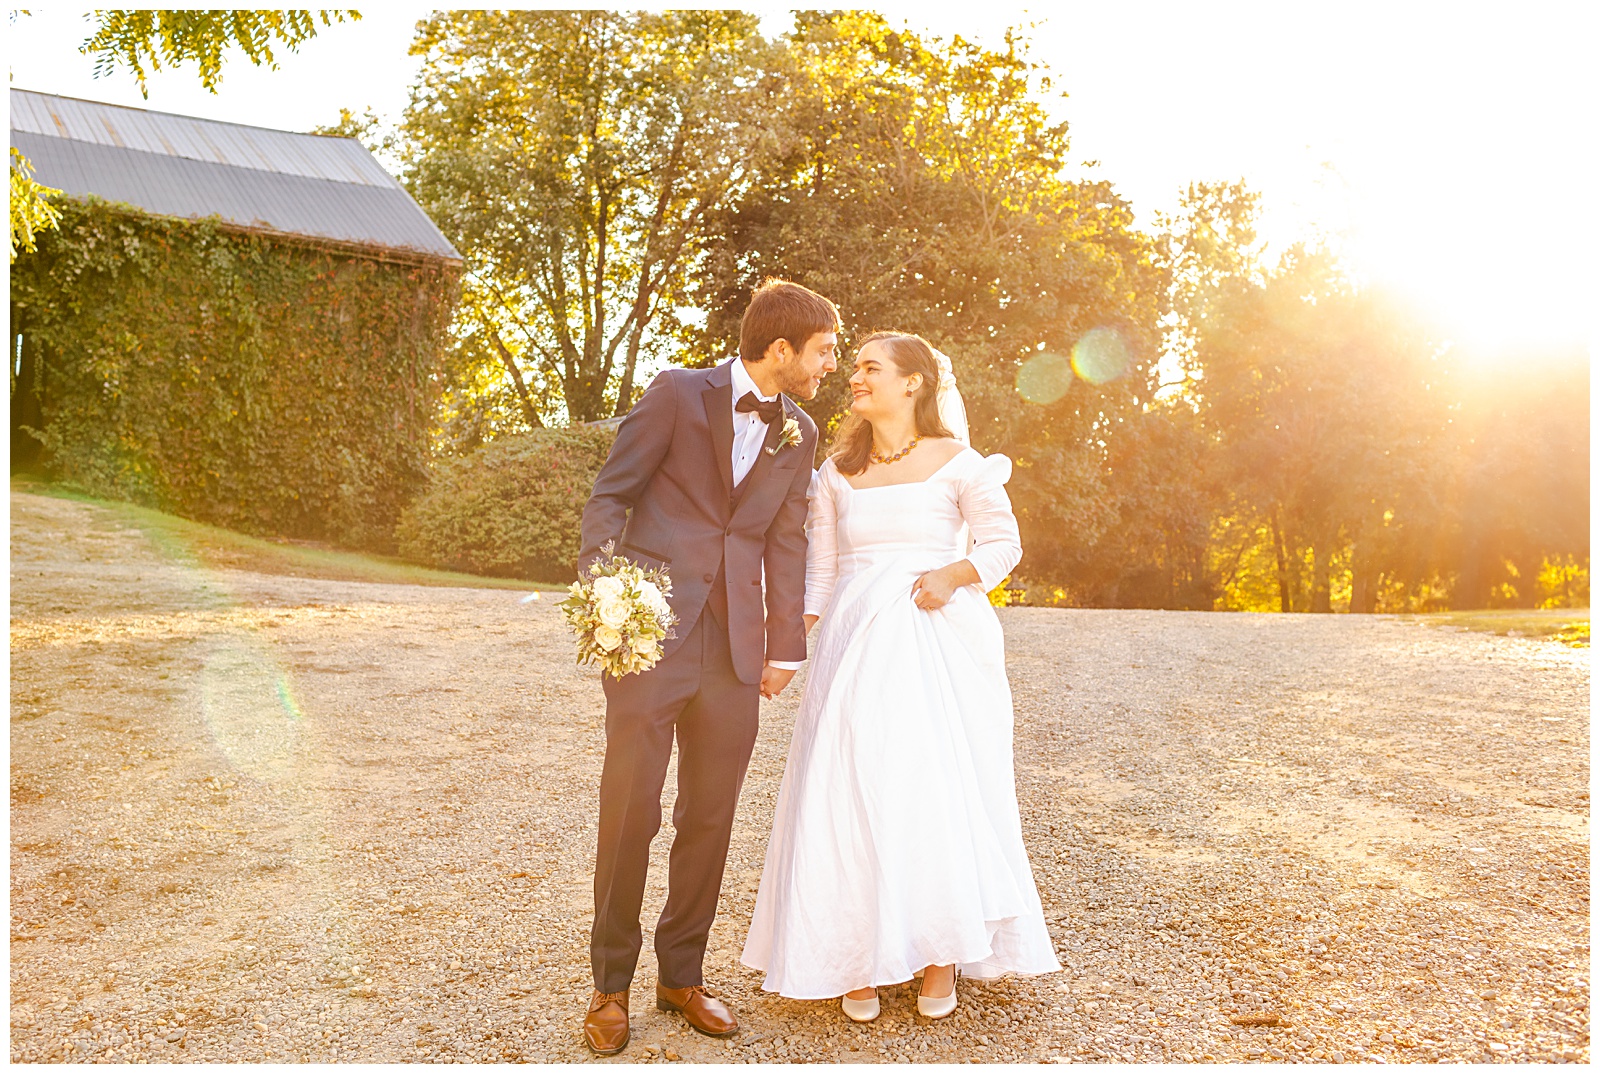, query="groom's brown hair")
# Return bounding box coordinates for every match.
[739,279,841,362]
